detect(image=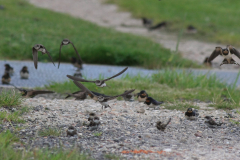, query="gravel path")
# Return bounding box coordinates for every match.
[28,0,240,70]
[2,98,240,159]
